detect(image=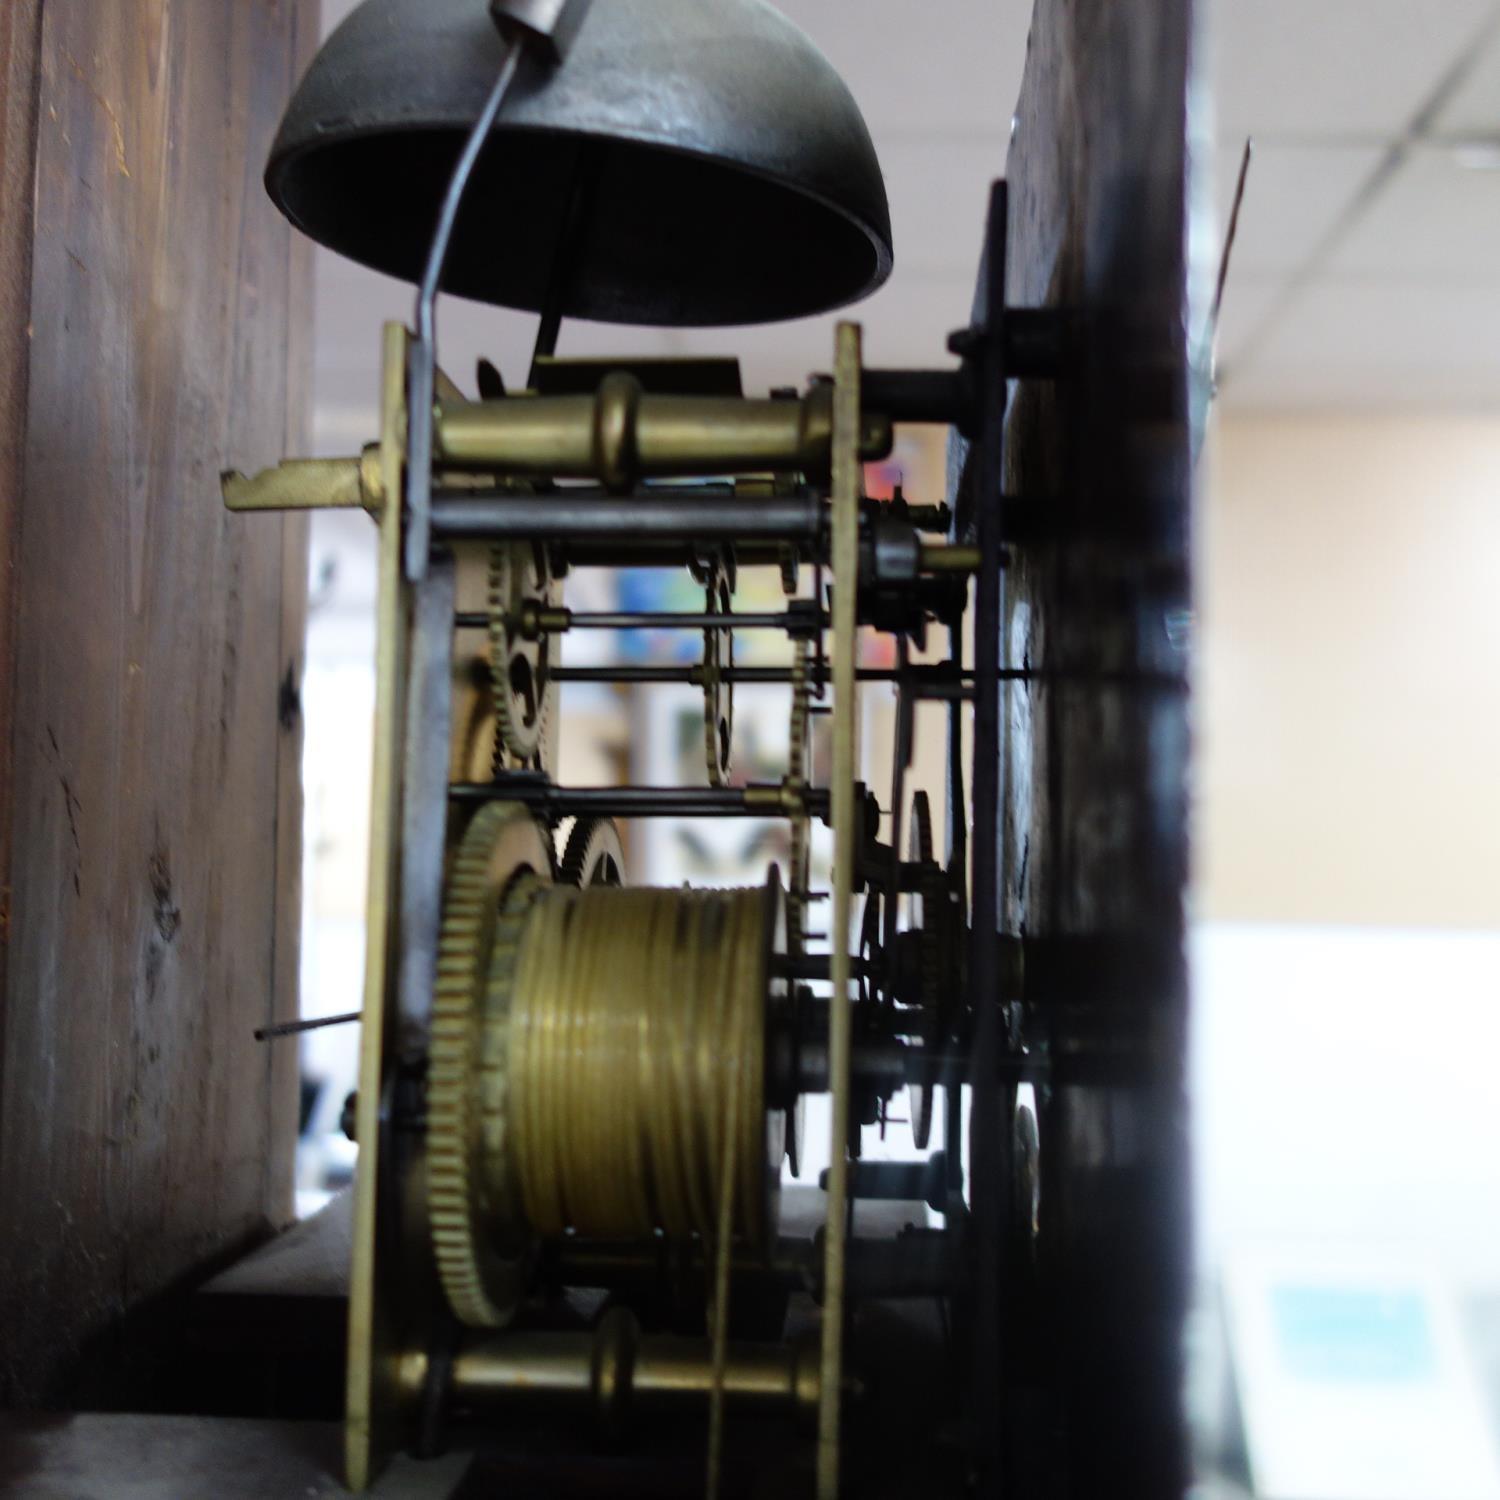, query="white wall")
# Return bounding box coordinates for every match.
[1199,414,1500,929]
[1194,412,1500,1290]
